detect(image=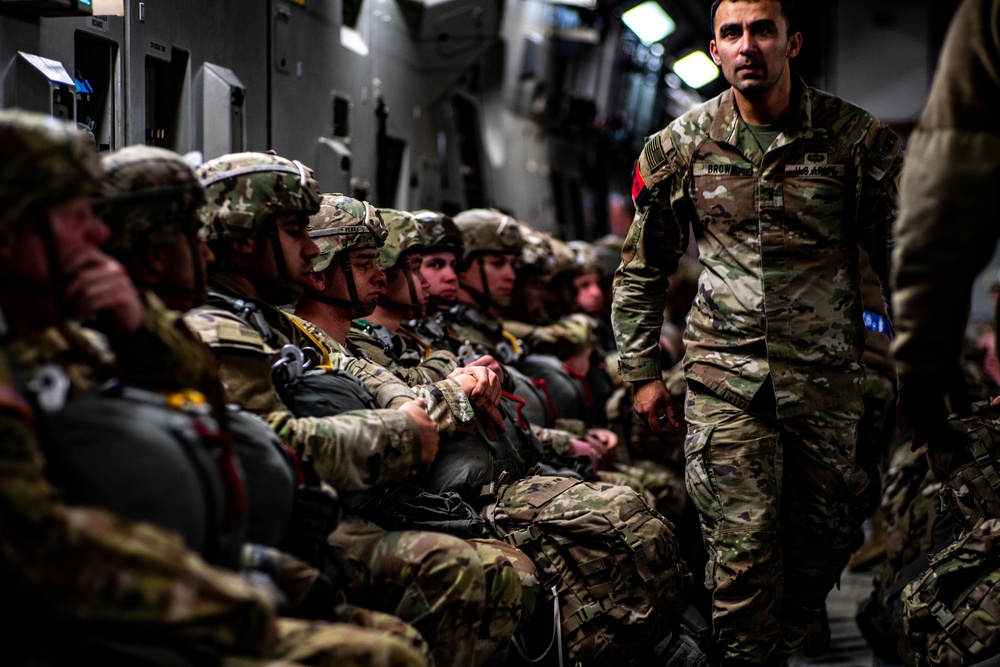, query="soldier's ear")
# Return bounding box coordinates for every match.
[229,238,254,255]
